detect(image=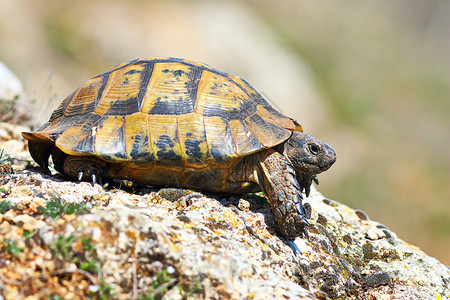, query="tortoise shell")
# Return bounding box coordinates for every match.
[23,57,303,191]
[23,57,338,238]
